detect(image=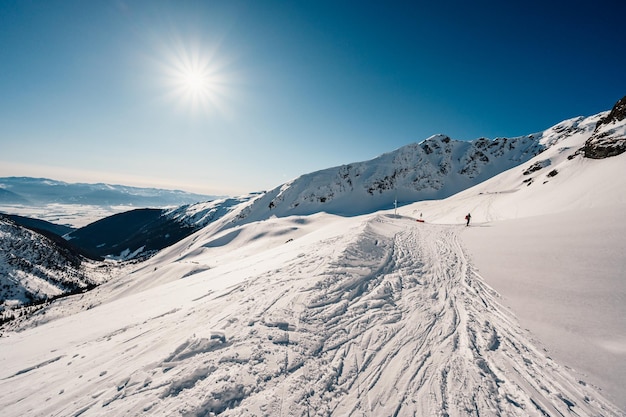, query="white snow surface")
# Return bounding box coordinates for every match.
[1,111,625,415]
[2,212,623,416]
[462,208,626,410]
